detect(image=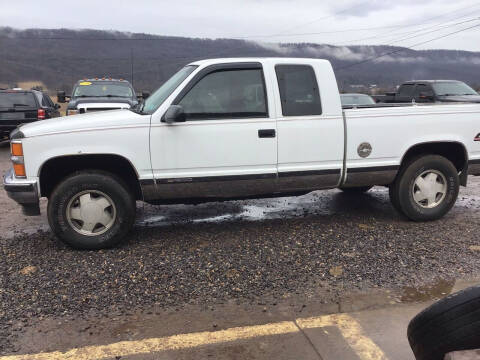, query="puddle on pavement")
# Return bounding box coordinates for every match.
[401,278,455,302]
[136,188,390,228]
